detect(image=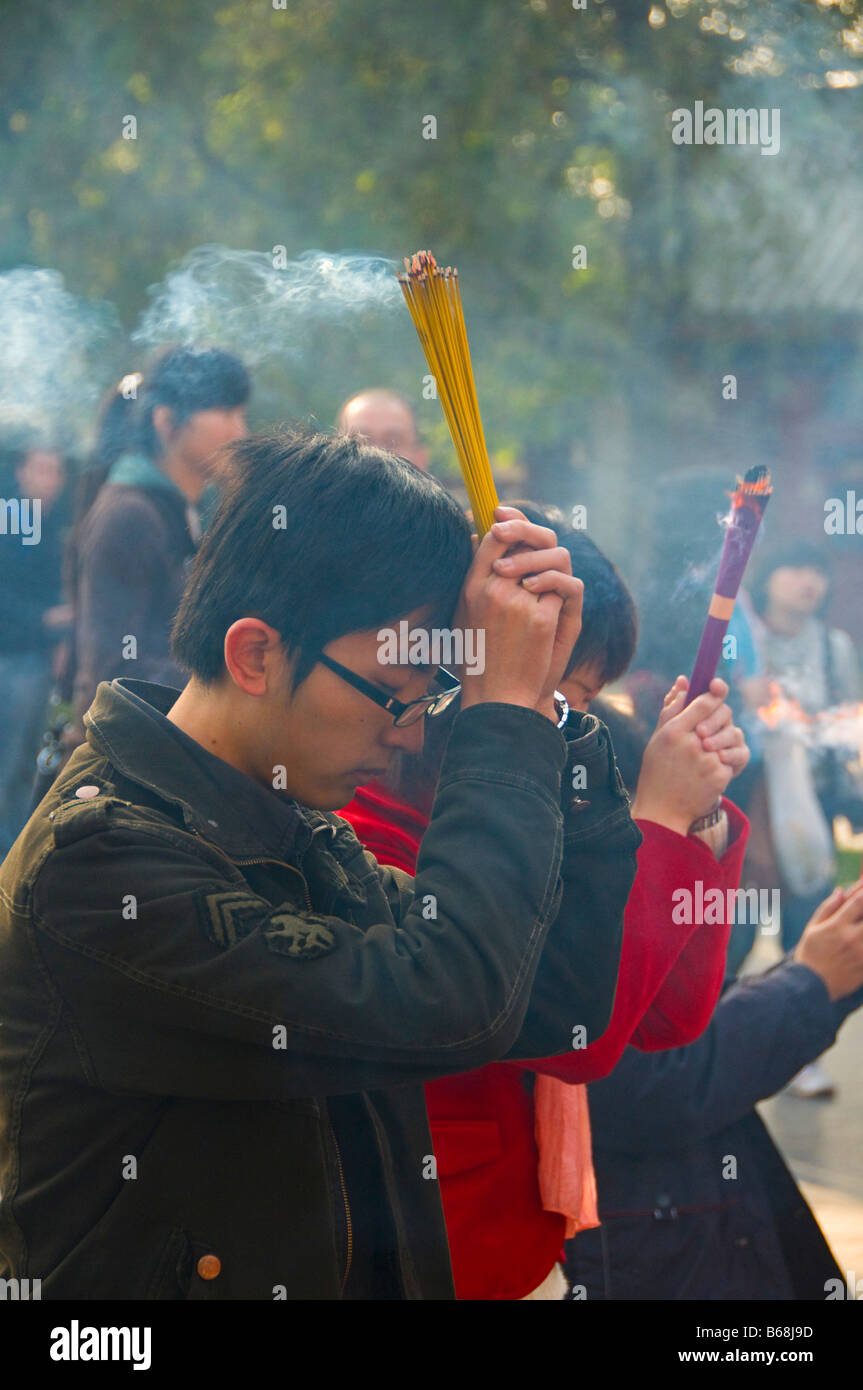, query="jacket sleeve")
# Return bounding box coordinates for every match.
[32,703,576,1101]
[342,724,641,1079]
[501,712,641,1060]
[586,961,859,1152]
[628,799,749,1049]
[73,496,175,722]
